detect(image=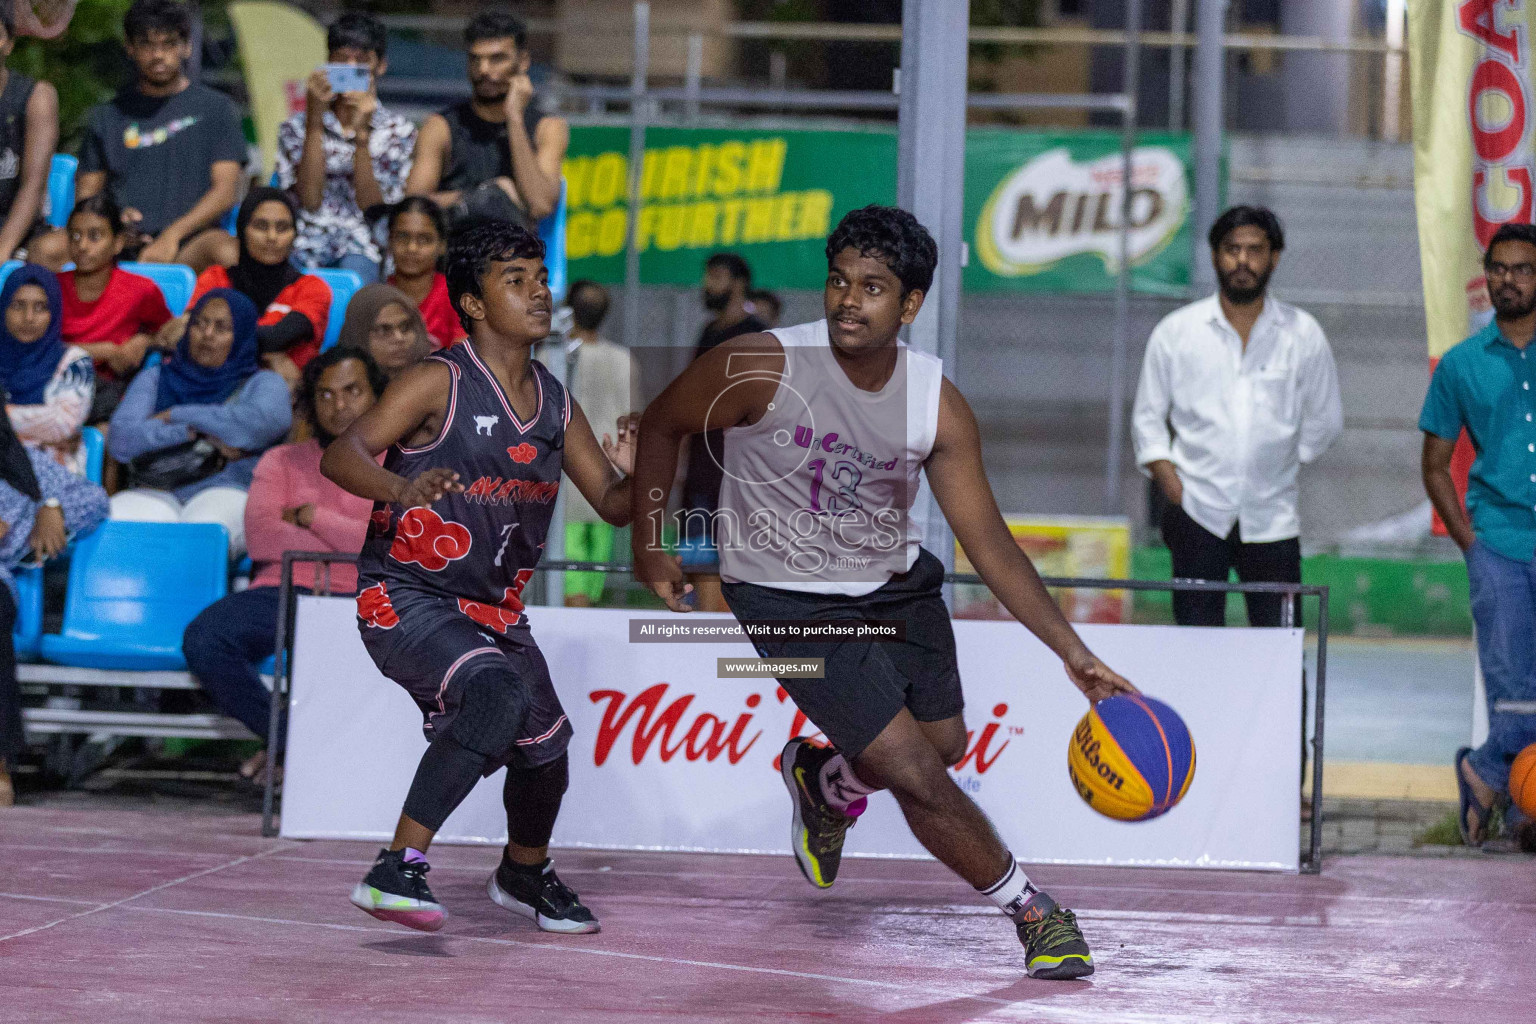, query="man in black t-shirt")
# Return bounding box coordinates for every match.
[72,0,246,272]
[404,8,568,231]
[679,252,765,612]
